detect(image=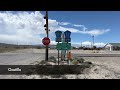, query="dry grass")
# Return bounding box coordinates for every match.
[0,48,17,53]
[0,47,26,53]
